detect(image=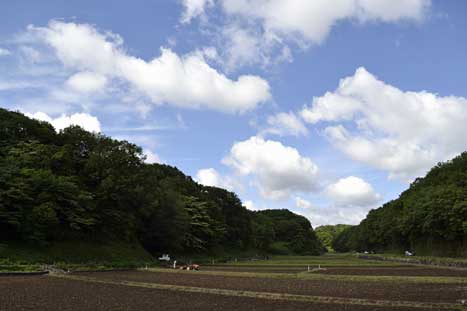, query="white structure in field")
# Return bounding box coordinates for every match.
[158,254,171,261]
